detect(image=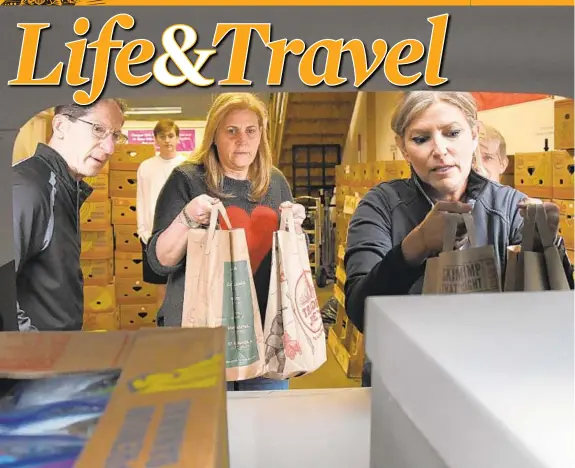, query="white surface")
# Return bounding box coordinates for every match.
[371,369,449,468]
[227,388,371,468]
[365,291,575,468]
